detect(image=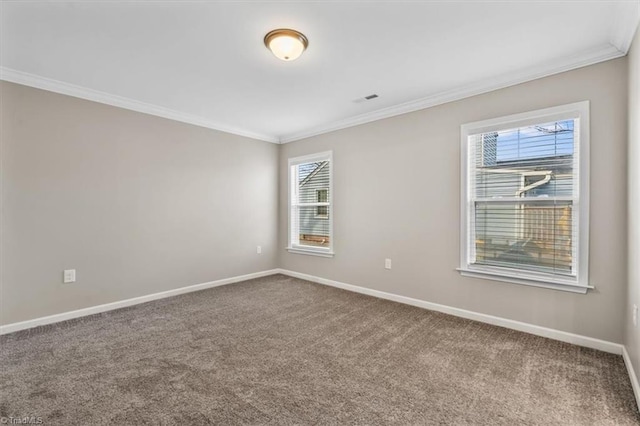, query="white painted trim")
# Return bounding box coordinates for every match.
[278,44,623,143]
[459,101,590,292]
[1,41,628,146]
[276,268,623,355]
[288,151,334,166]
[286,247,334,258]
[3,266,633,396]
[457,269,589,294]
[287,151,334,255]
[0,269,279,335]
[623,346,640,411]
[609,1,640,53]
[0,67,279,144]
